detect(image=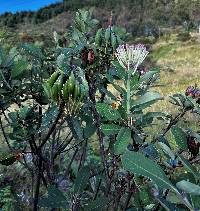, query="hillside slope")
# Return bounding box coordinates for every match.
[150,34,200,127]
[1,0,200,38]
